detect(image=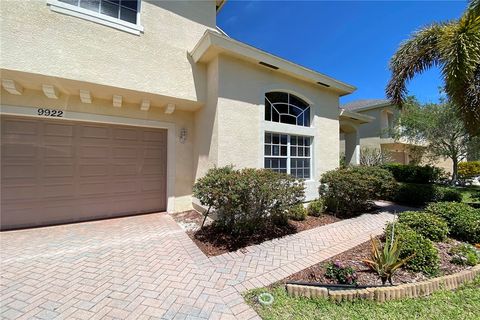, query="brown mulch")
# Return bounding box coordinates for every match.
[175,211,340,257]
[282,238,472,286]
